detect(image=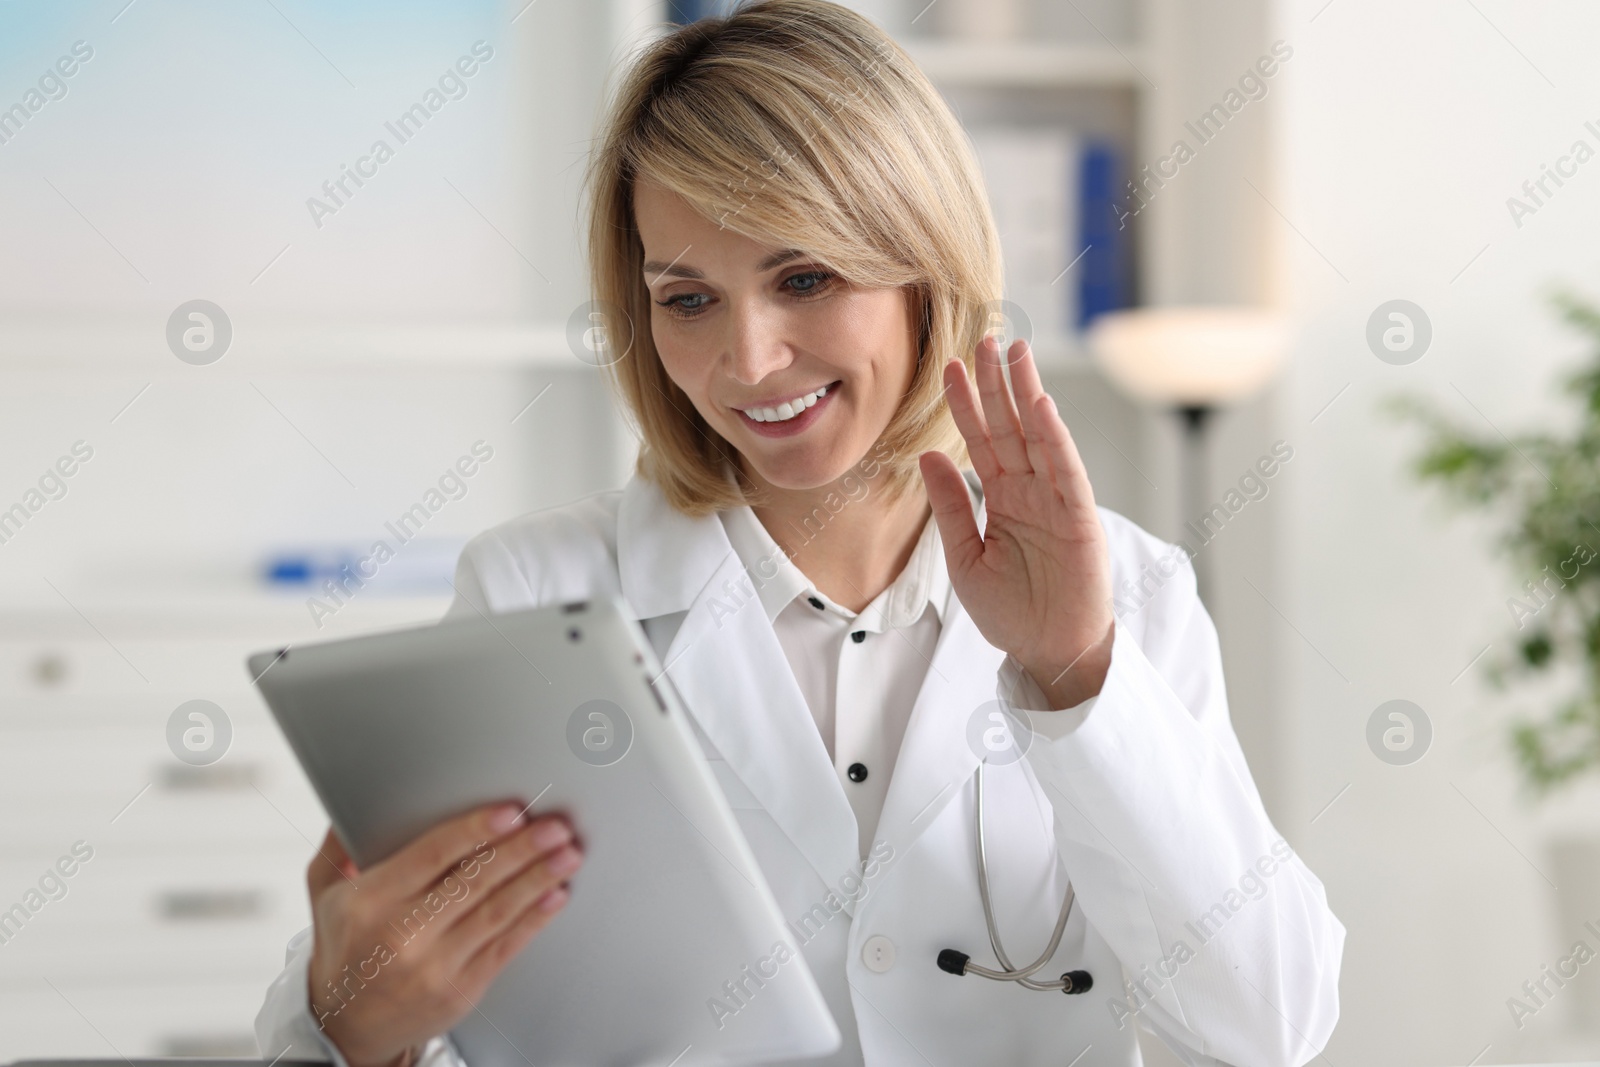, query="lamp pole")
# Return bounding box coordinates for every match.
[1086,307,1289,618]
[1177,403,1212,608]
